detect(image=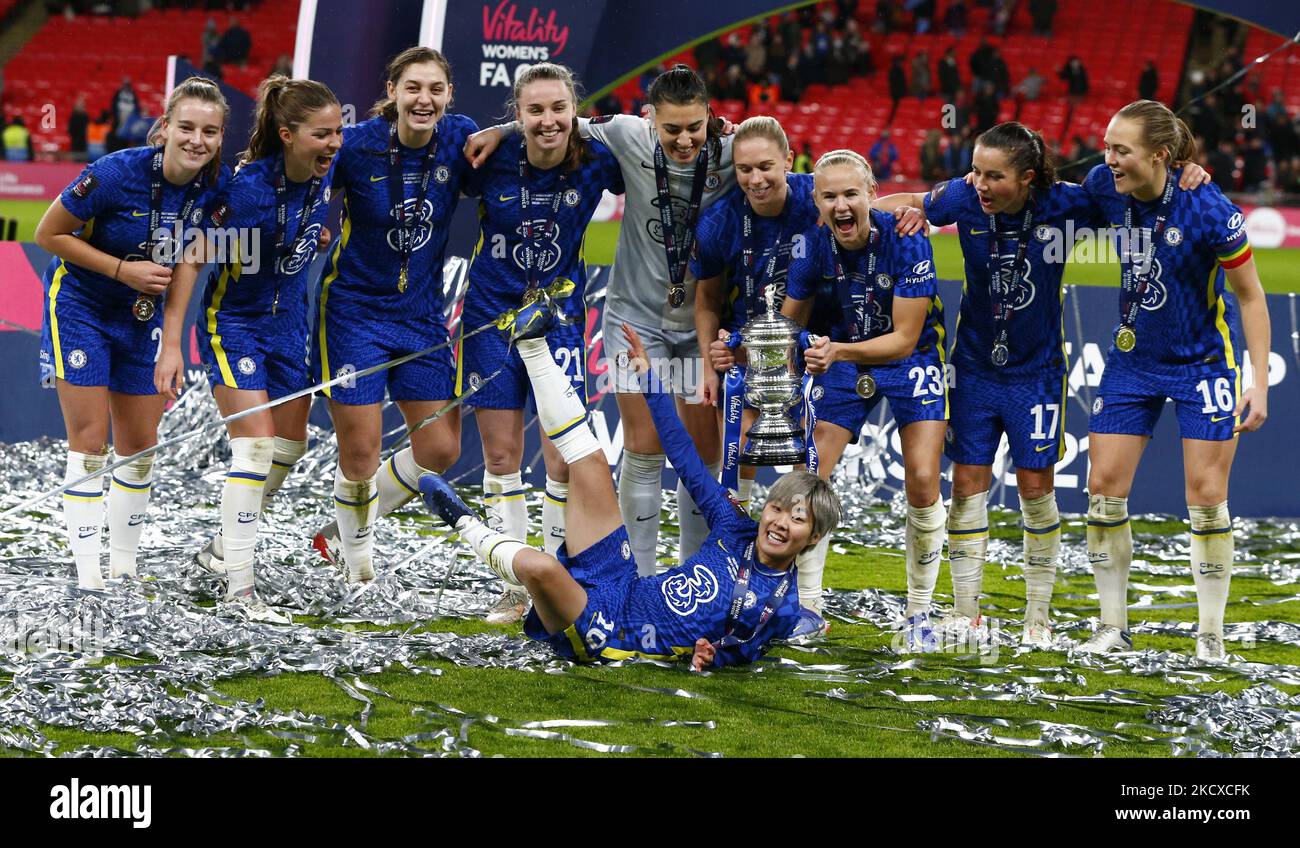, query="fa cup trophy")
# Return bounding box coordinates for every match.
[739,286,807,466]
